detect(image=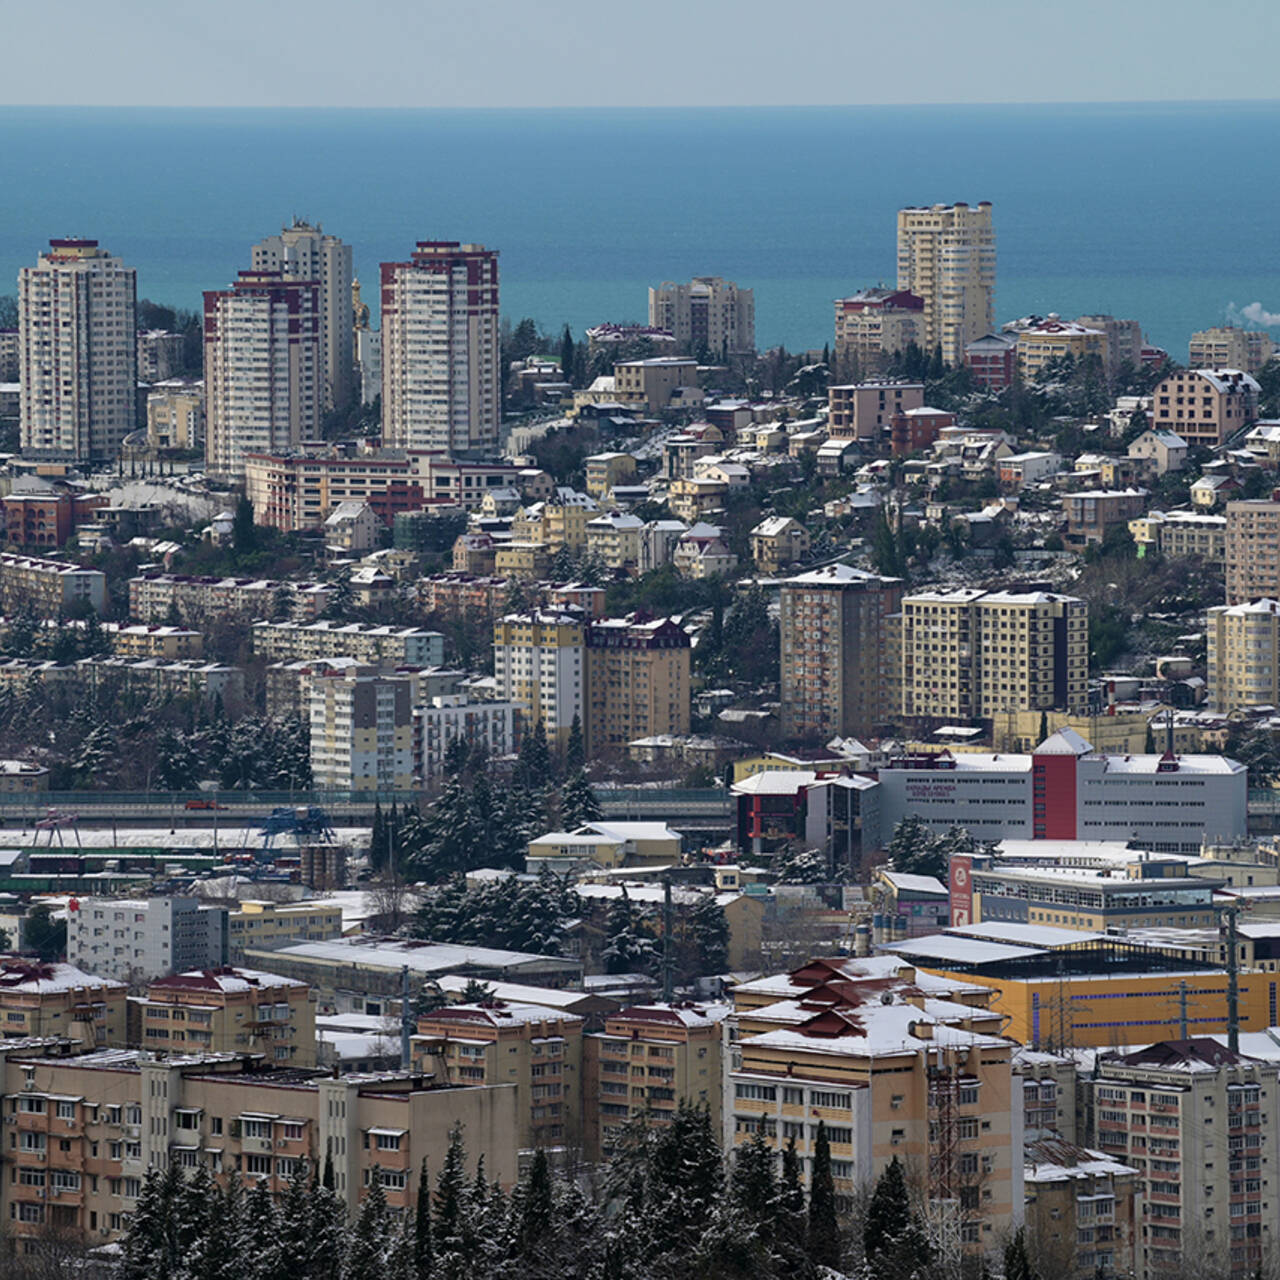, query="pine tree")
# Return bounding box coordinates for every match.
[807,1120,841,1269]
[602,888,656,975]
[565,713,585,773]
[119,1166,174,1280]
[346,1170,390,1277]
[370,800,387,873]
[559,767,602,829]
[689,893,730,977]
[775,1136,811,1274]
[1003,1227,1040,1280]
[516,718,553,790]
[517,1147,555,1260]
[239,1177,280,1280]
[560,325,576,384]
[434,1124,468,1252]
[730,1132,777,1246]
[414,1157,433,1280]
[1038,710,1049,744]
[863,1155,933,1280]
